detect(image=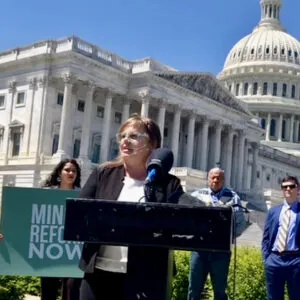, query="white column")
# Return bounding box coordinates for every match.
[243,140,249,189]
[224,126,234,187]
[121,99,130,124]
[290,114,295,142]
[157,101,166,146]
[266,113,271,141]
[186,114,196,168]
[278,114,283,142]
[54,74,74,159]
[141,97,149,117]
[35,76,50,162]
[100,91,113,163]
[251,143,258,189]
[237,131,245,189]
[24,78,37,155]
[79,82,96,160]
[171,106,181,167]
[3,82,16,164]
[200,118,209,171]
[213,121,222,167]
